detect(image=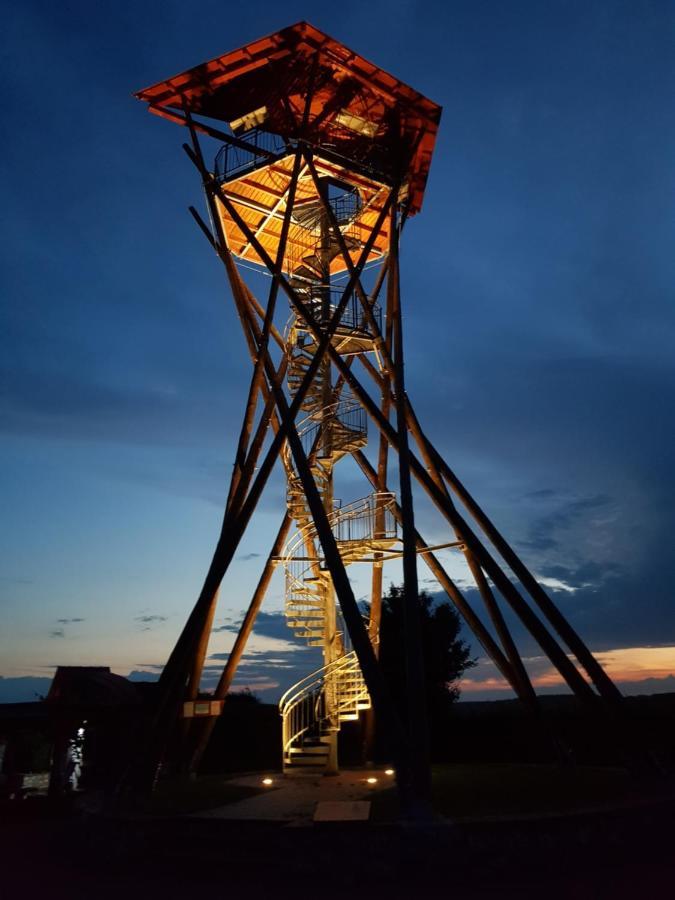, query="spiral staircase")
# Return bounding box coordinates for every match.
[279,180,399,772]
[279,491,399,770]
